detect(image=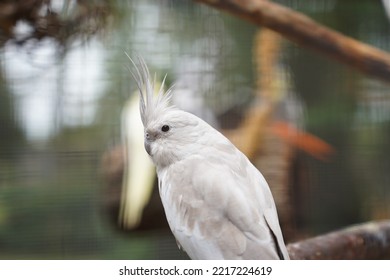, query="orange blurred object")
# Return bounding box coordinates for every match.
[270,121,335,161]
